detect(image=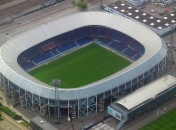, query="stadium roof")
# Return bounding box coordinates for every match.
[105,1,176,30]
[116,75,176,110]
[0,11,167,100]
